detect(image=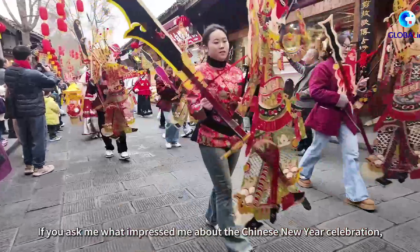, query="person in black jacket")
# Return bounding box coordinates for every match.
[5,46,59,177]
